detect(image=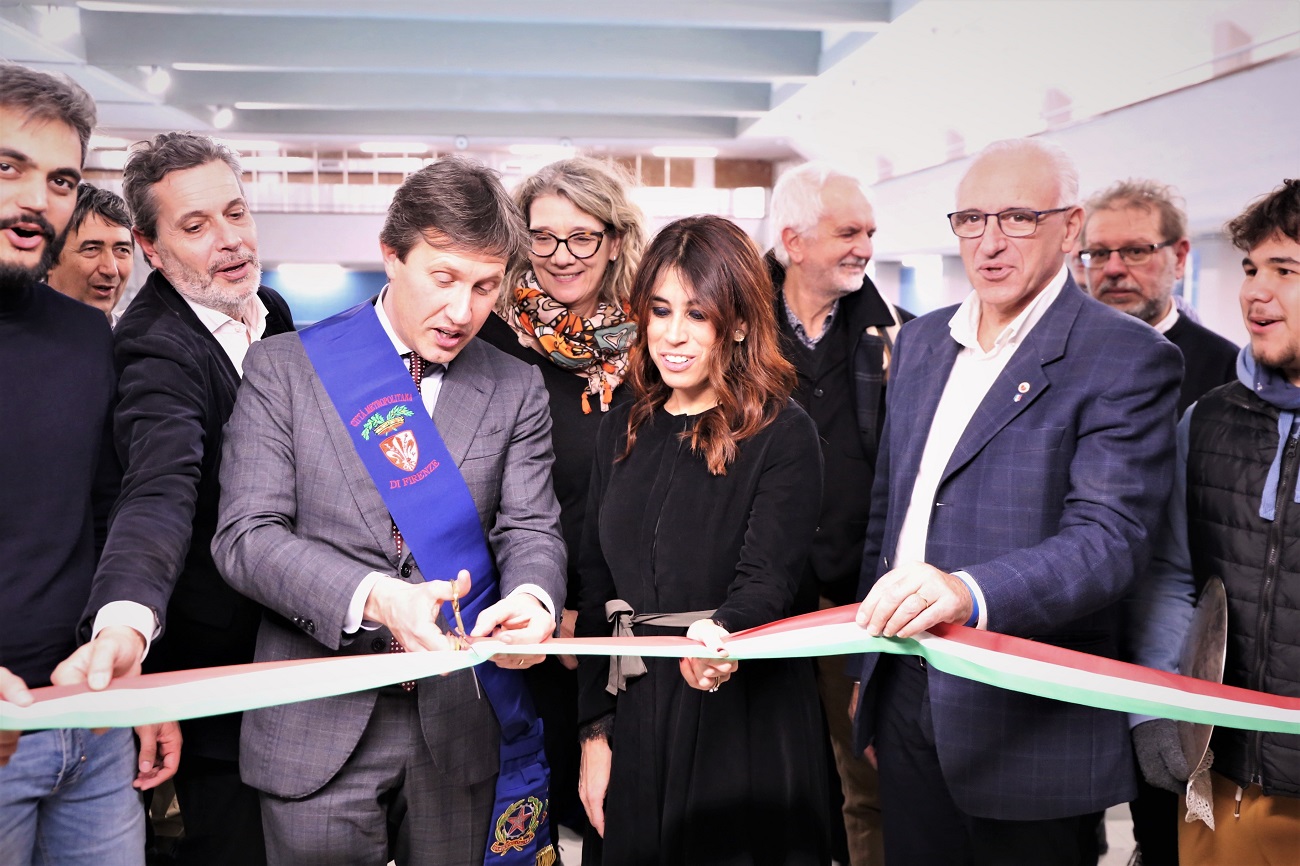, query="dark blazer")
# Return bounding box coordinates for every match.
[212,333,567,798]
[853,278,1182,820]
[1163,313,1238,415]
[83,270,294,759]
